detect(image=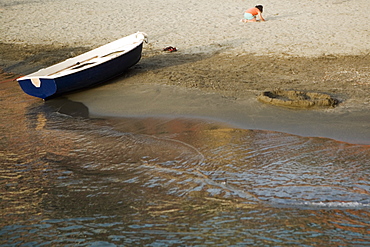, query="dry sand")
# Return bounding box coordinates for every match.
[1,0,370,143]
[1,0,370,56]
